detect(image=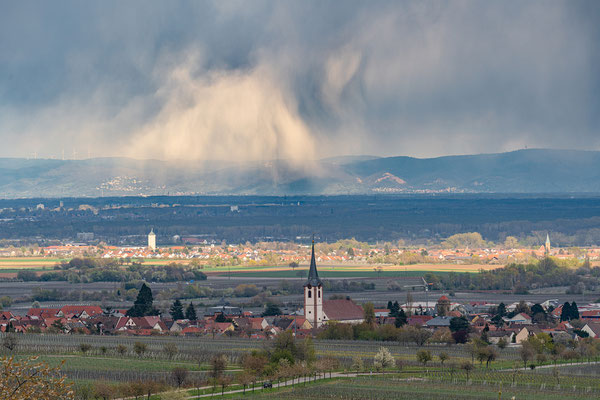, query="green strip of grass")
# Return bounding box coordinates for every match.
[15,355,203,372]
